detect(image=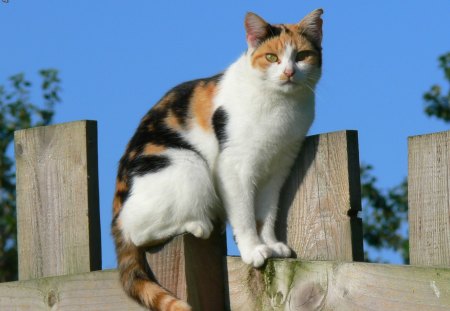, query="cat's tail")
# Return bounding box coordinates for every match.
[112,221,191,311]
